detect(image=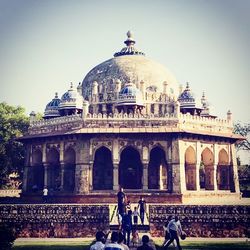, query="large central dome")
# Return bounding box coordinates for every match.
[82,31,178,99]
